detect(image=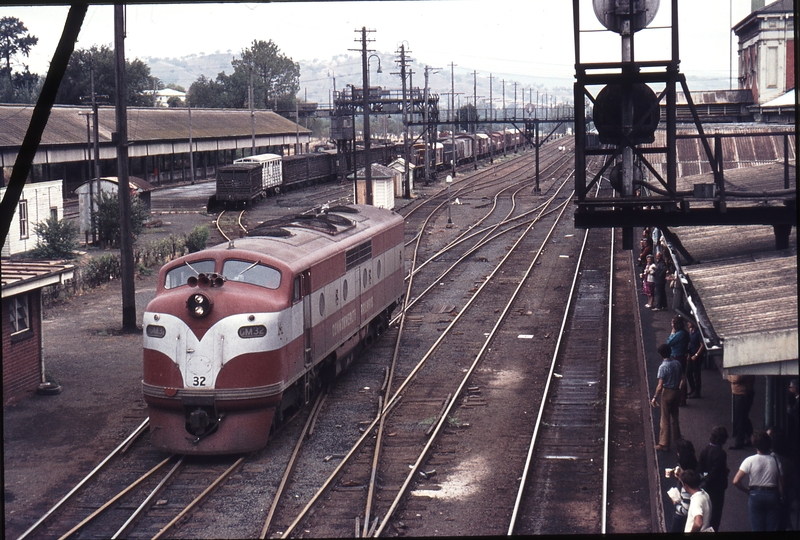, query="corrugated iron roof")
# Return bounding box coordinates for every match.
[0,104,310,147]
[642,125,796,187]
[667,223,797,372]
[1,260,76,298]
